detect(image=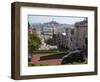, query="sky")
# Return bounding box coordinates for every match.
[28,15,86,24]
